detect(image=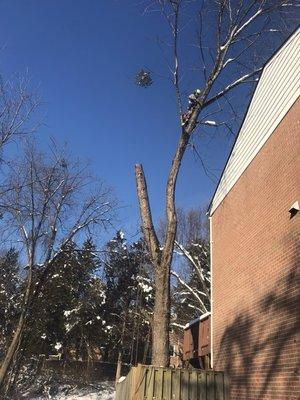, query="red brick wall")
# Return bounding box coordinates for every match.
[211,99,300,400]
